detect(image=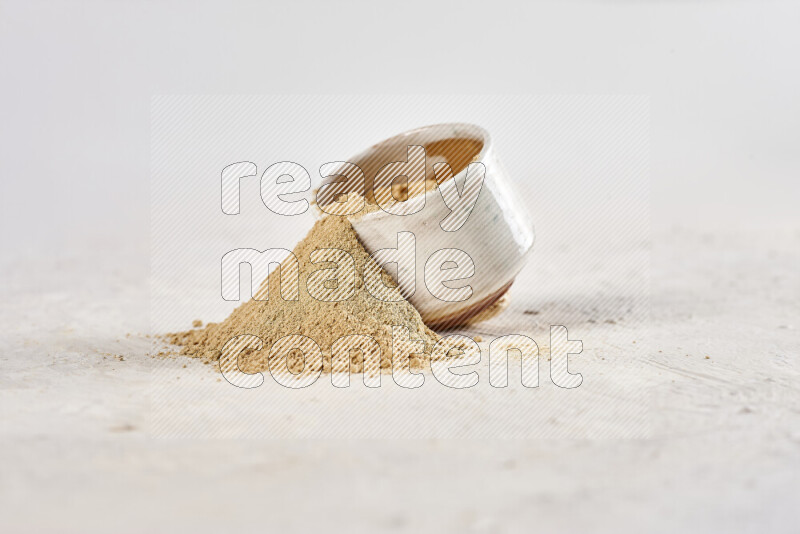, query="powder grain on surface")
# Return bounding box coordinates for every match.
[166,215,440,374]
